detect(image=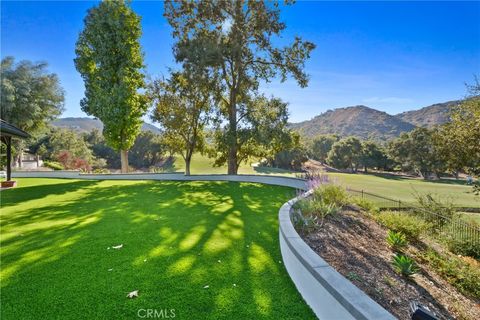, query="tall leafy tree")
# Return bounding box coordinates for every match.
[327,136,363,172]
[164,0,315,174]
[211,95,295,170]
[128,131,165,169]
[388,128,444,178]
[360,140,387,173]
[149,69,212,175]
[74,0,148,173]
[436,80,480,176]
[310,134,339,164]
[1,57,65,165]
